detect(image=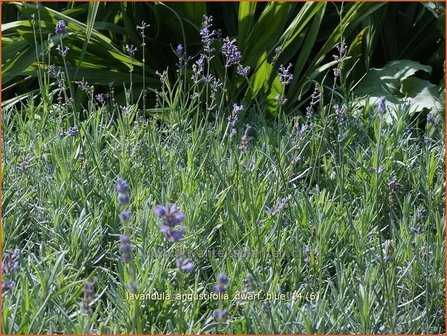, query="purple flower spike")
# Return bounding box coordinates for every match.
[119,210,131,222]
[378,96,386,115]
[155,204,185,227]
[55,20,67,35]
[125,44,137,58]
[119,235,133,263]
[115,178,129,193]
[213,309,228,321]
[118,193,130,205]
[222,37,242,68]
[279,63,293,85]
